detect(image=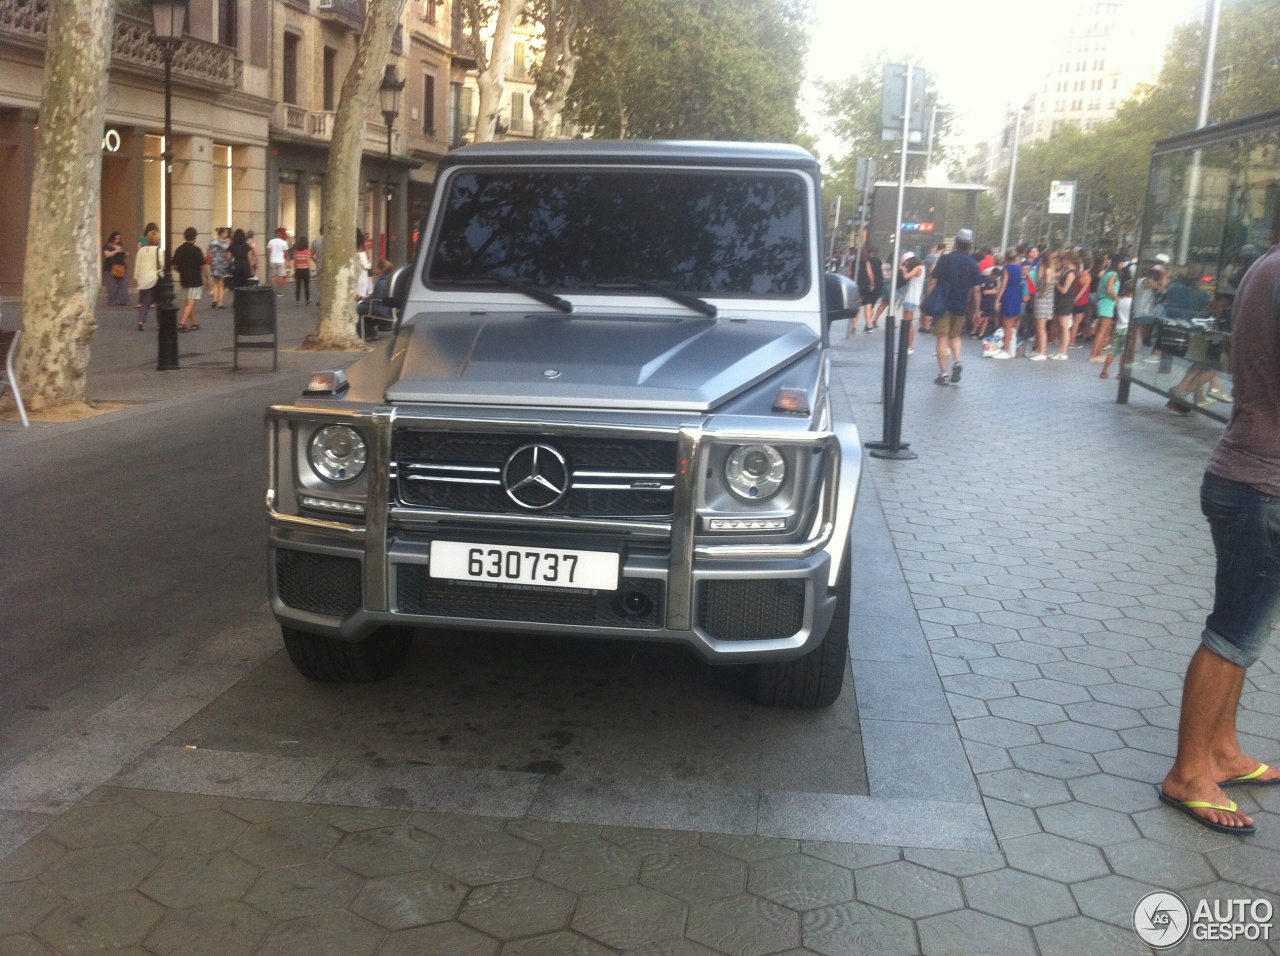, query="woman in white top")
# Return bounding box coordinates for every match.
[898,253,925,355]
